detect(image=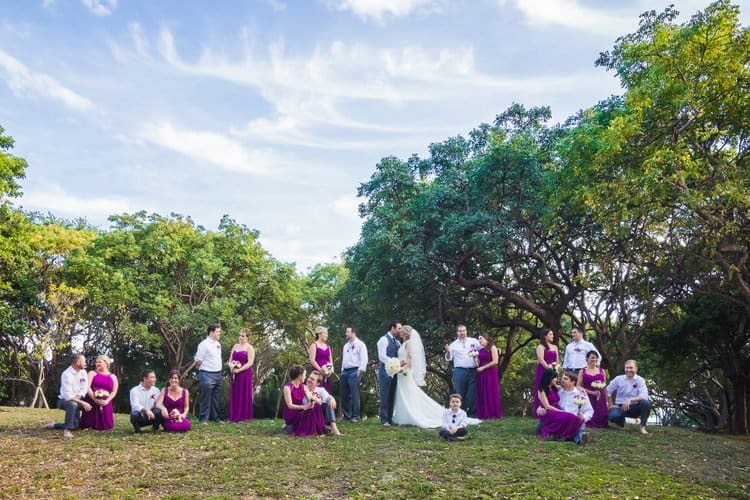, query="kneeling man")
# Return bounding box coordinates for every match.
[130,368,163,433]
[607,359,651,435]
